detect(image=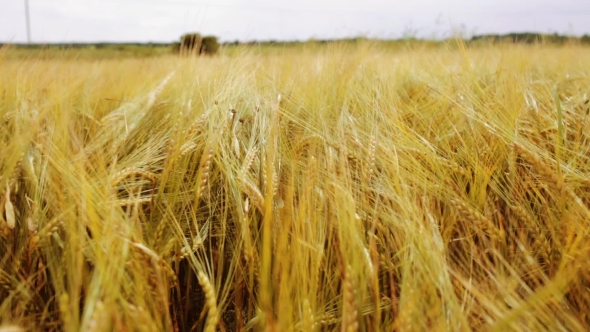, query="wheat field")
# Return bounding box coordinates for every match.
[1,41,590,331]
